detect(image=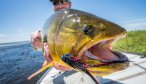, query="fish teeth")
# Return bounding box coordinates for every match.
[101,60,107,62]
[111,51,128,62]
[101,59,113,63]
